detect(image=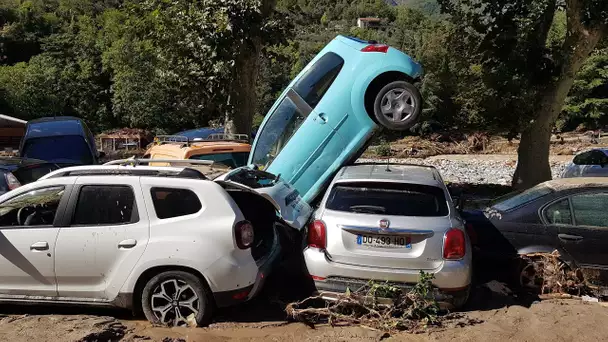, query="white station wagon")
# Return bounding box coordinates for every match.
[0,161,311,327]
